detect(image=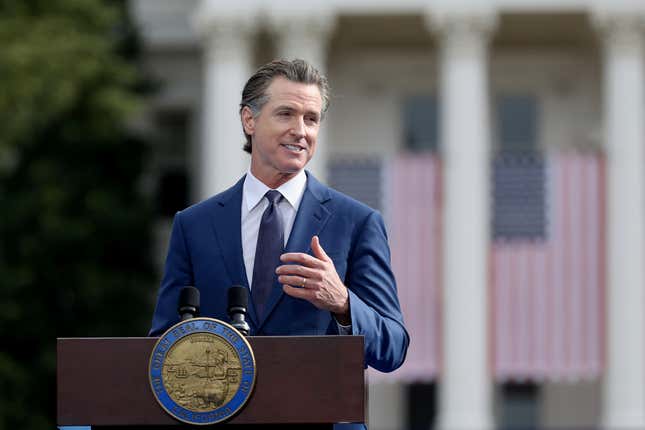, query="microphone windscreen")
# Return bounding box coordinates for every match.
[228,285,248,309]
[179,286,200,310]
